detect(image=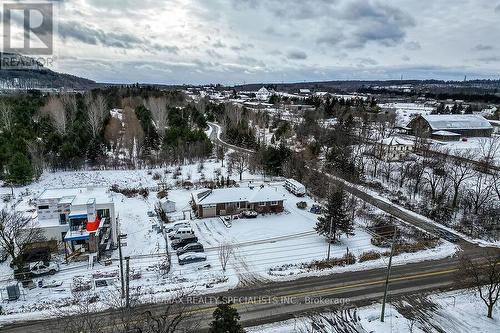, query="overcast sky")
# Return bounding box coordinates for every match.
[31,0,500,84]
